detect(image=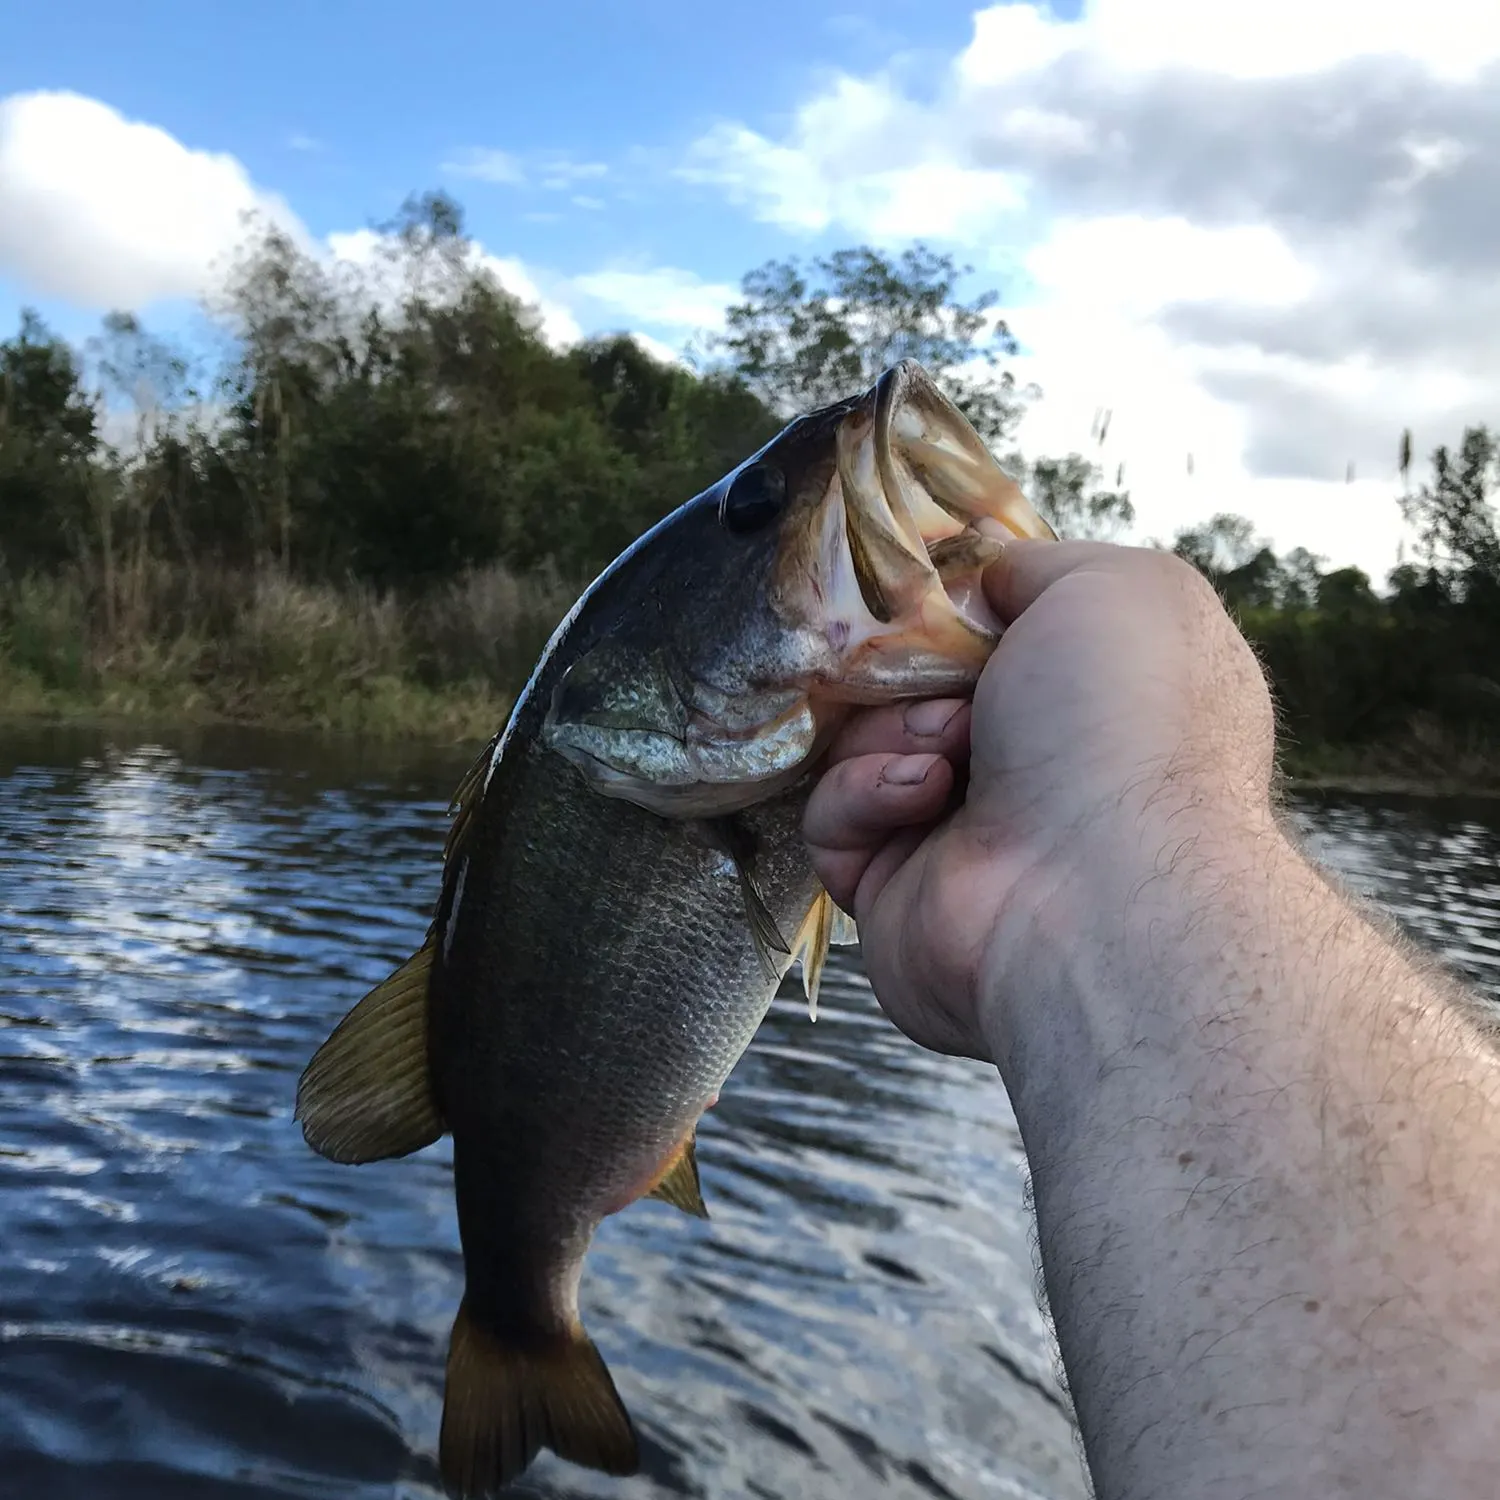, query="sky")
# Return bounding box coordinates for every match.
[3,0,1497,581]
